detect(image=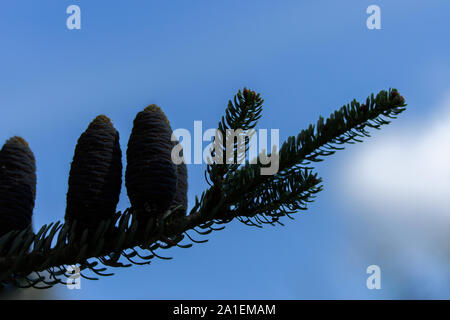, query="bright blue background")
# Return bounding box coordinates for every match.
[0,0,449,299]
